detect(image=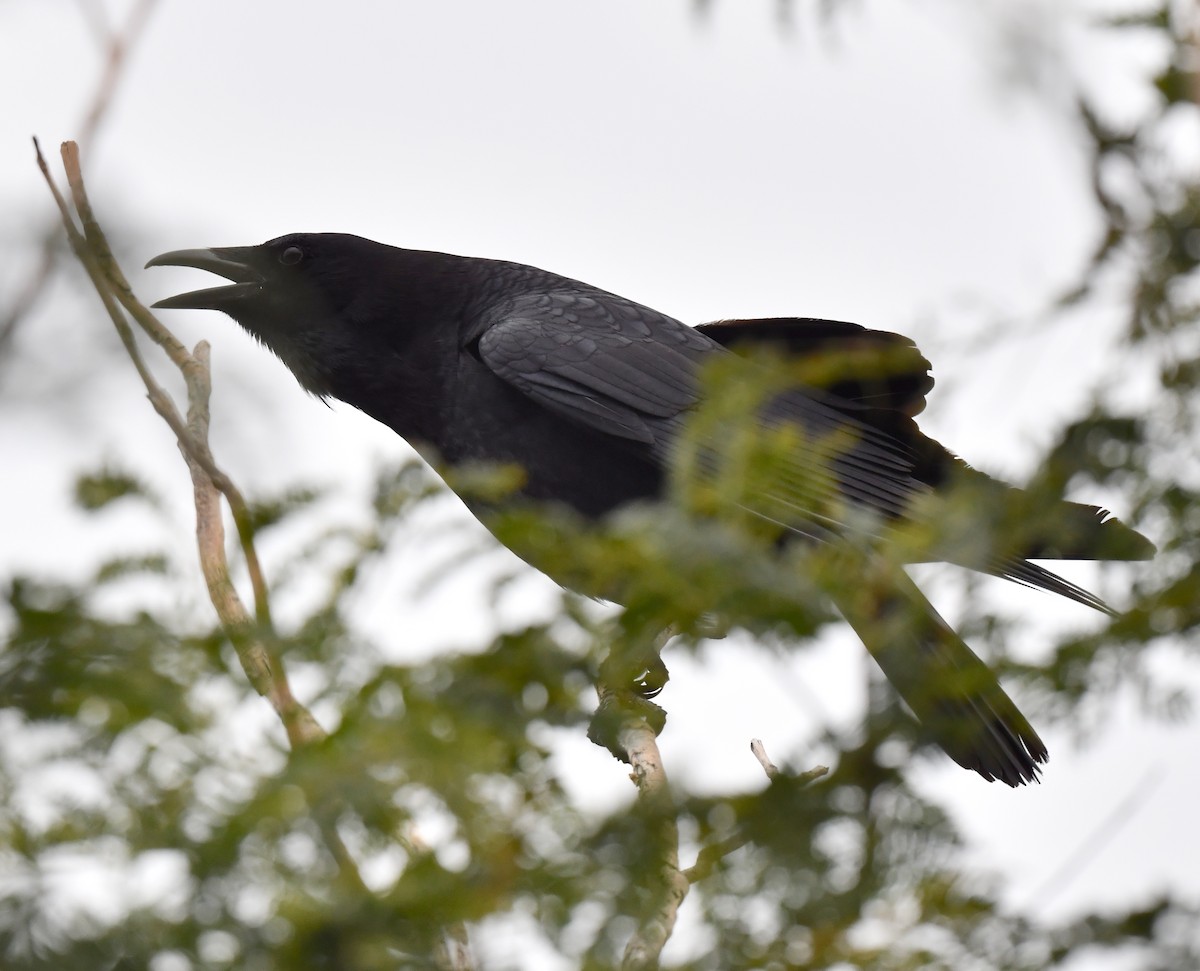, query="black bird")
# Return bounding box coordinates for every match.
[148,233,1154,786]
